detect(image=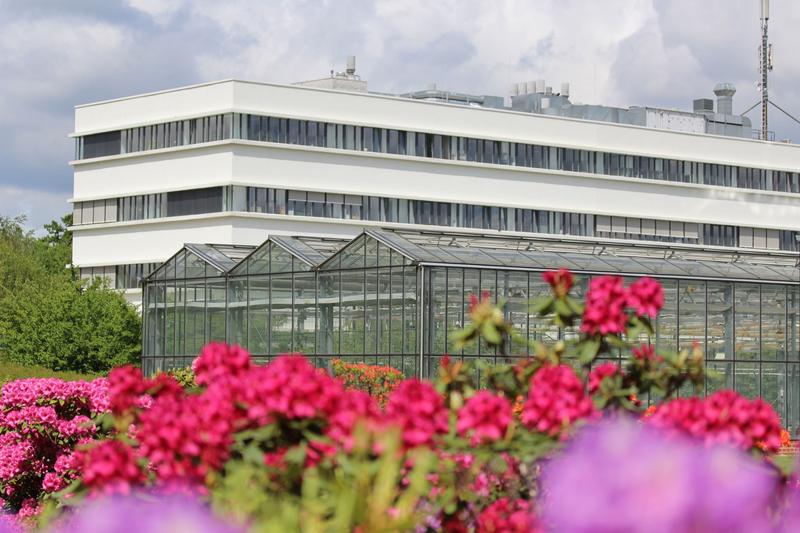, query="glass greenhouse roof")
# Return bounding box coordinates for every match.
[365,229,800,283]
